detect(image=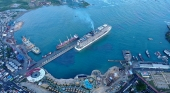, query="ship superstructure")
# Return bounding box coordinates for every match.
[22,36,34,49]
[22,36,40,54]
[75,24,112,51]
